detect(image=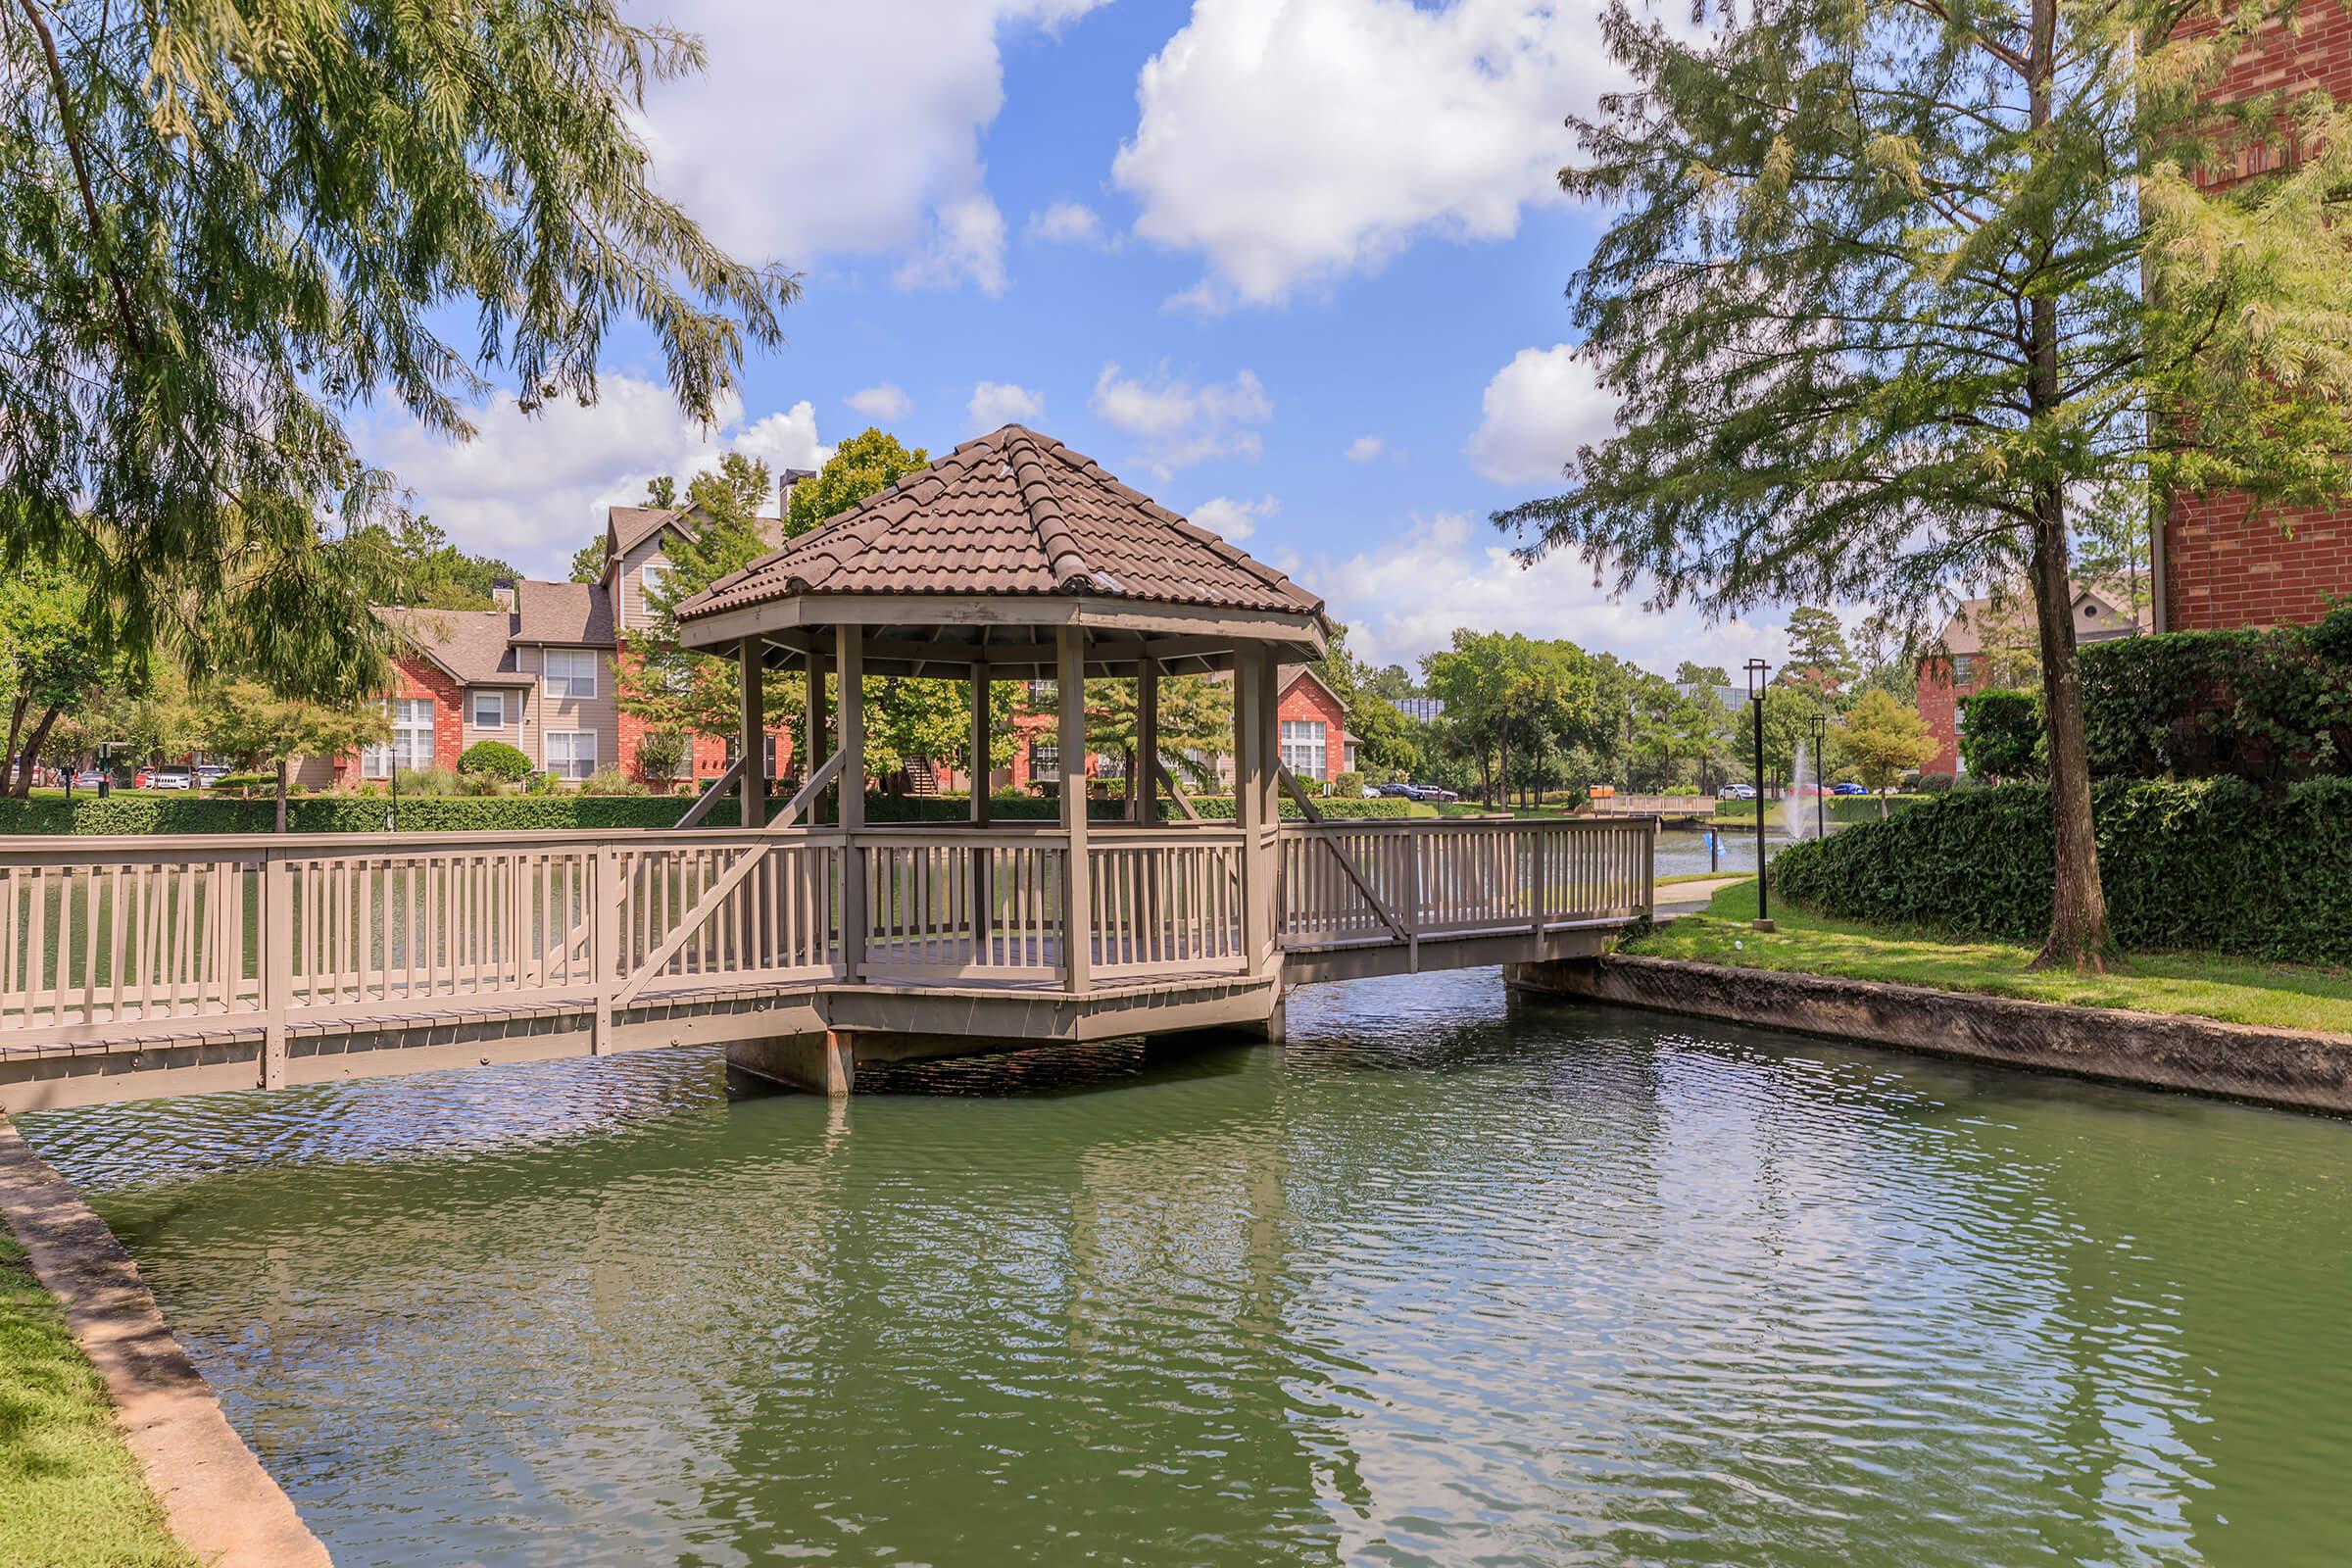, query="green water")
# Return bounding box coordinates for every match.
[20,971,2352,1566]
